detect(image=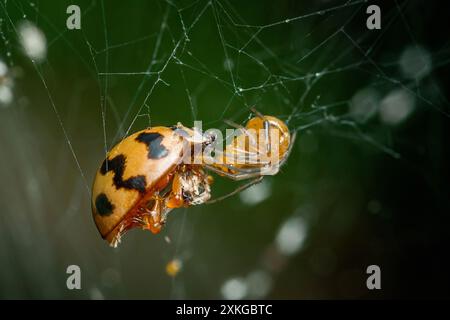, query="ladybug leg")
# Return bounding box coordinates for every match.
[165,173,185,209]
[142,193,167,234]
